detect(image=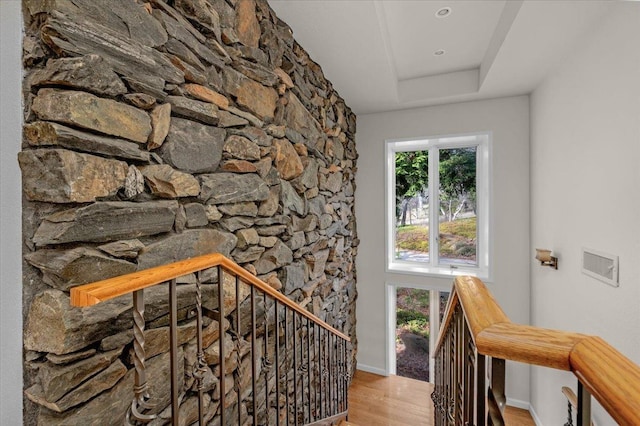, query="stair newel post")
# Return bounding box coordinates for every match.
[126,288,156,424]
